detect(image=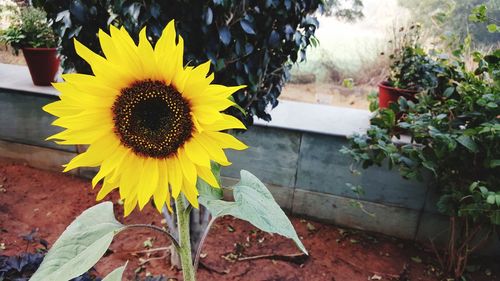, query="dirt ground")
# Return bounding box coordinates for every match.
[280,82,372,109]
[0,157,498,281]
